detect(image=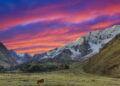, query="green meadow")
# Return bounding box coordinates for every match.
[0,72,120,86]
[0,63,120,86]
